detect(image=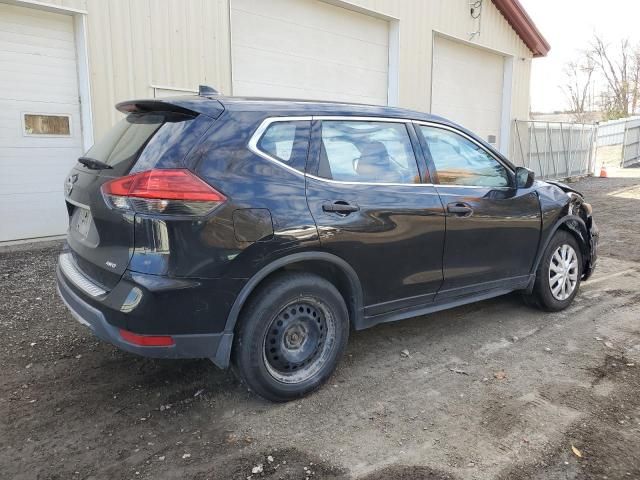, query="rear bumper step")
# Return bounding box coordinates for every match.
[58,252,106,297]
